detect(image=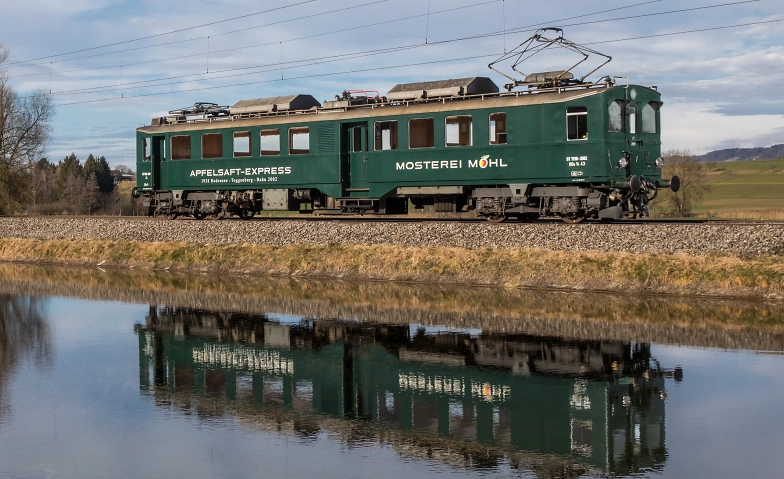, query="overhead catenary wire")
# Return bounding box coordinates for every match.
[23,0,664,98]
[3,0,318,66]
[55,53,502,106]
[425,0,432,44]
[53,16,784,108]
[46,44,425,97]
[432,0,761,44]
[583,18,782,45]
[34,0,757,100]
[8,0,494,78]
